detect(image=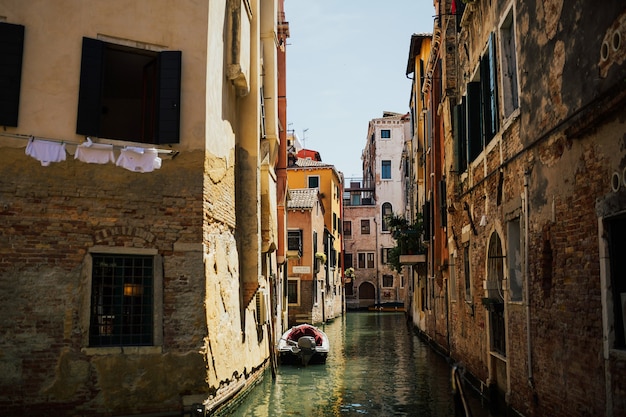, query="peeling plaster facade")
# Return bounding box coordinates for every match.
[0,0,283,415]
[408,0,626,416]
